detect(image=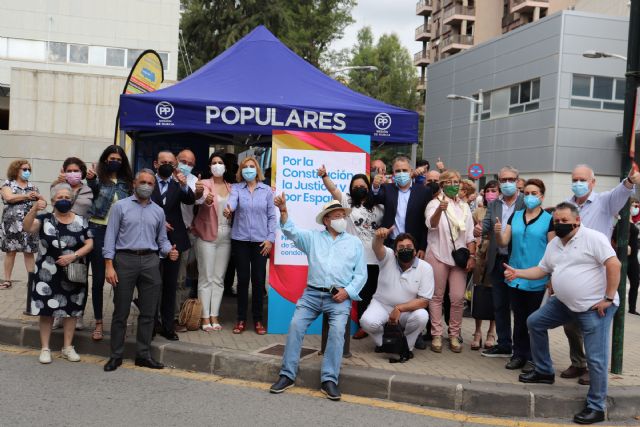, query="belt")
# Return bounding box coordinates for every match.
[117,249,156,256]
[307,285,332,293]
